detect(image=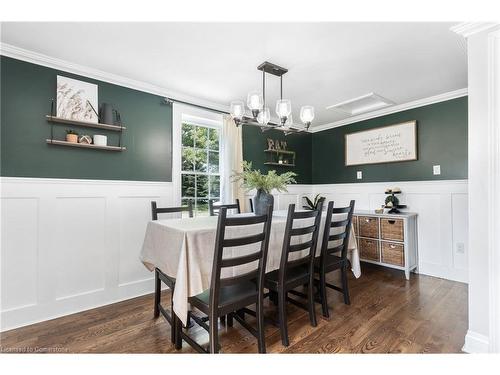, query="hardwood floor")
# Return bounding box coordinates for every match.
[0,264,467,353]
